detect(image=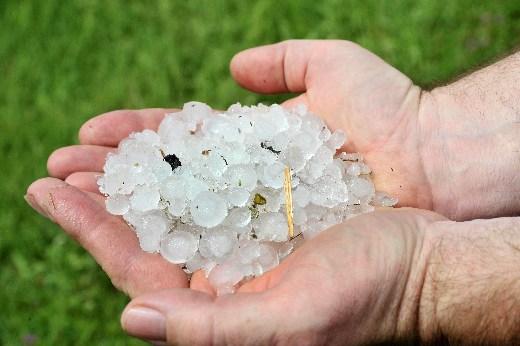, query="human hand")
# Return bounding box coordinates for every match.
[25,109,191,297]
[231,40,430,212]
[121,210,520,346]
[231,40,520,220]
[120,209,446,345]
